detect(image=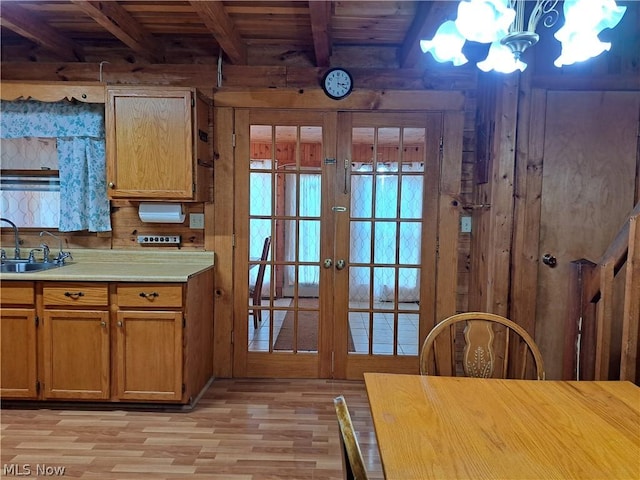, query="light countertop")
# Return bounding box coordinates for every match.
[0,249,215,282]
